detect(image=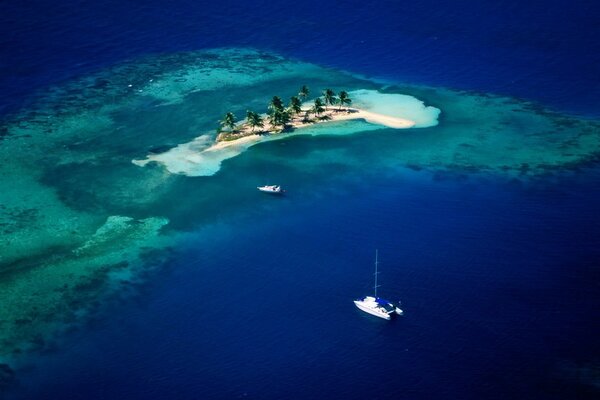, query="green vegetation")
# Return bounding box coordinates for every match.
[268,96,285,114]
[219,112,237,132]
[216,86,352,141]
[289,96,302,115]
[268,95,290,131]
[323,88,337,110]
[338,91,351,110]
[298,85,310,101]
[269,109,291,130]
[246,110,264,132]
[312,98,325,116]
